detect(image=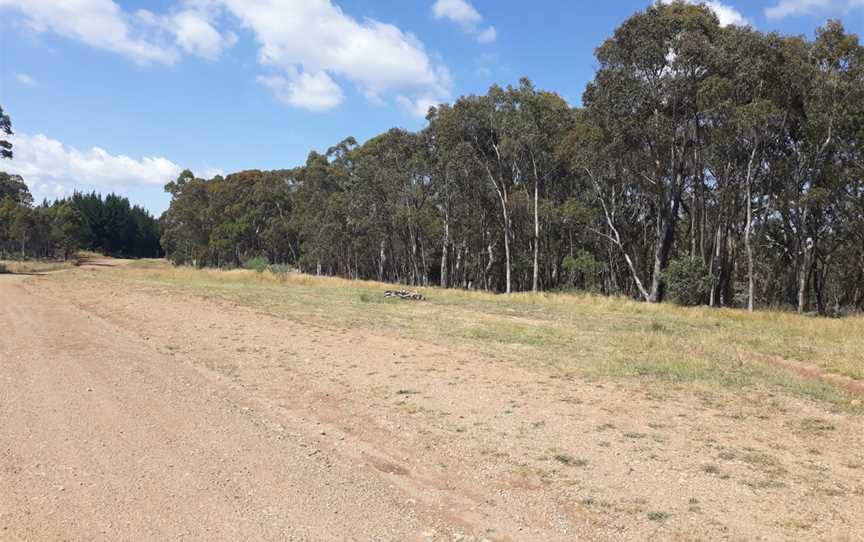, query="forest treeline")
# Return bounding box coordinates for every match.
[0,173,161,260]
[4,3,864,314]
[161,3,864,313]
[1,103,161,260]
